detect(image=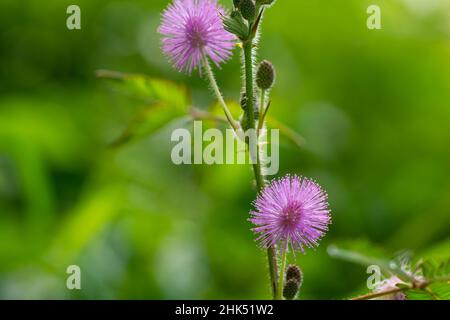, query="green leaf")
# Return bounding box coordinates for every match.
[405,282,450,300]
[440,260,450,278]
[328,239,390,265]
[422,259,450,282]
[404,289,434,300]
[403,260,450,300]
[110,102,188,147]
[419,238,450,261]
[97,70,189,110]
[97,70,190,146]
[327,239,412,281]
[428,282,450,300]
